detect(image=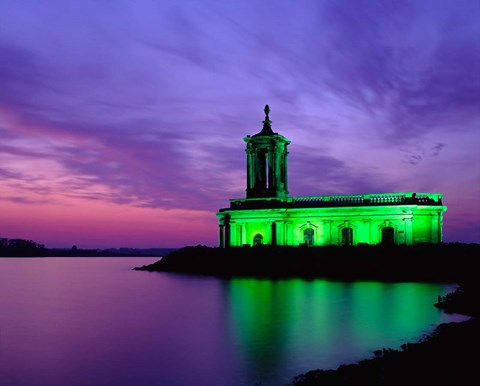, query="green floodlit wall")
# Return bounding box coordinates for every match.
[216,194,447,247]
